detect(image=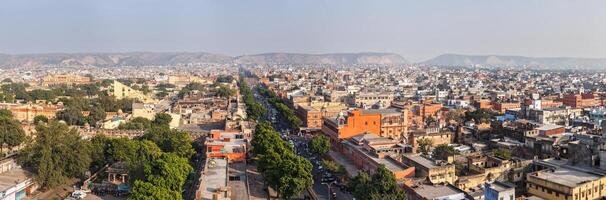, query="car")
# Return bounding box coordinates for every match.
[317,165,323,170]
